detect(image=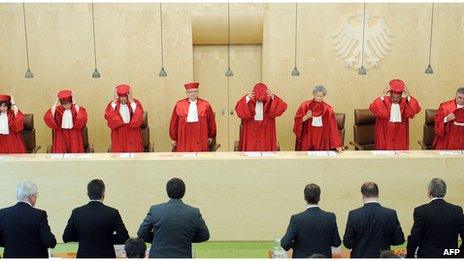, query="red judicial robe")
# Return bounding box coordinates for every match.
[369,96,421,150]
[104,99,144,152]
[44,105,87,153]
[169,98,216,152]
[235,95,287,151]
[293,100,341,151]
[433,100,464,149]
[0,110,26,153]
